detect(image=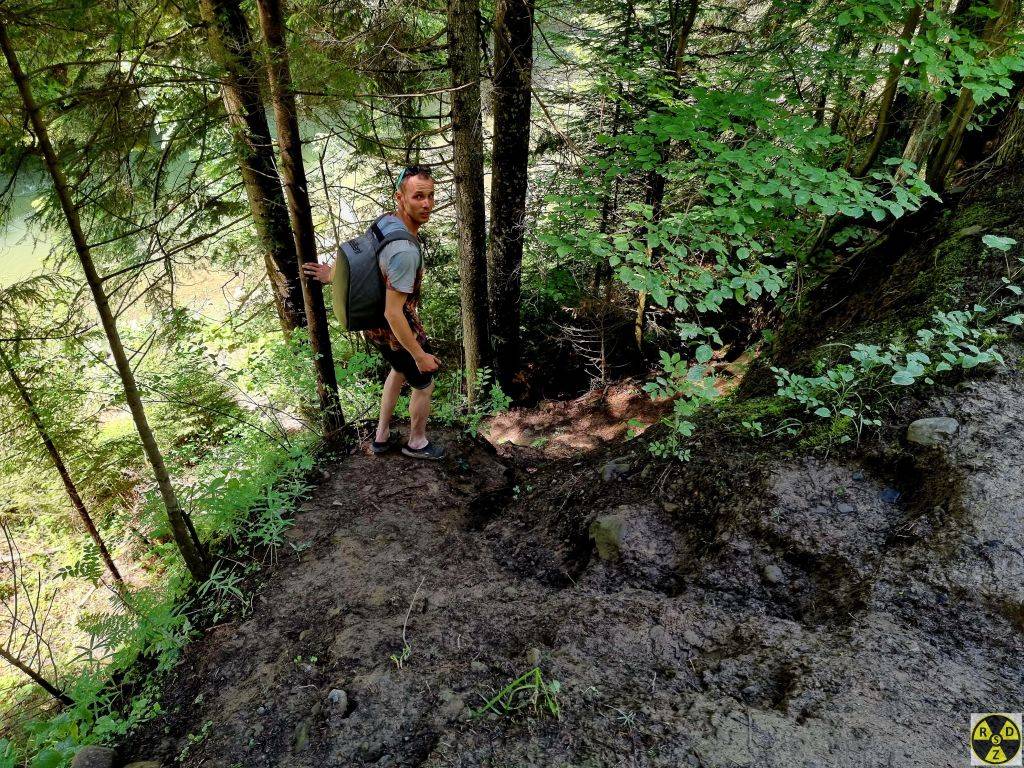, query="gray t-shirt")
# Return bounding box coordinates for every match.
[378,240,421,294]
